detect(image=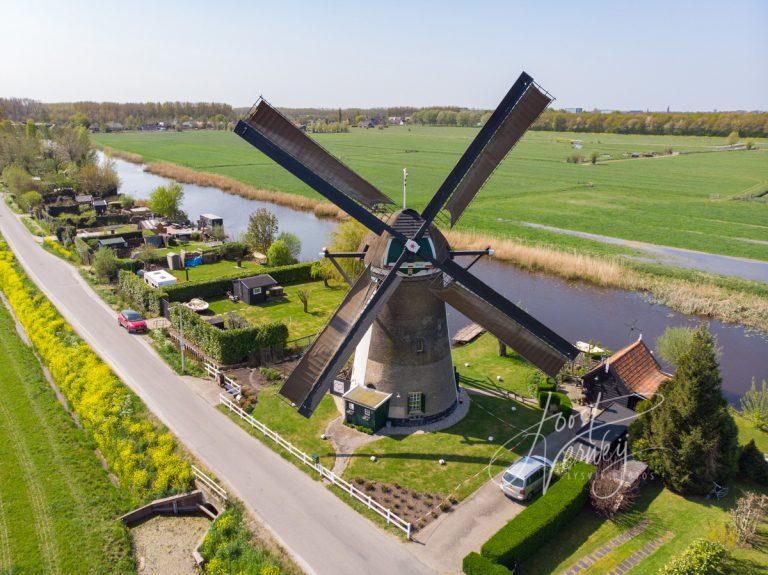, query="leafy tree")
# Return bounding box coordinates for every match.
[18,190,43,214]
[738,440,768,484]
[655,326,696,366]
[2,164,38,194]
[630,326,739,494]
[277,231,301,260]
[75,158,120,196]
[53,125,91,165]
[135,244,157,269]
[266,239,294,266]
[119,194,135,209]
[92,247,119,281]
[326,220,366,282]
[726,130,740,145]
[740,378,768,430]
[243,208,278,253]
[148,183,184,219]
[311,260,332,287]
